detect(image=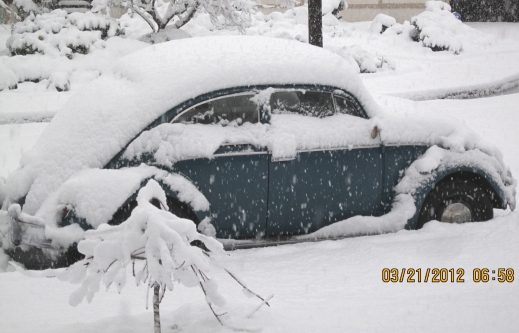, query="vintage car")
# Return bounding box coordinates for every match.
[1,36,516,269]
